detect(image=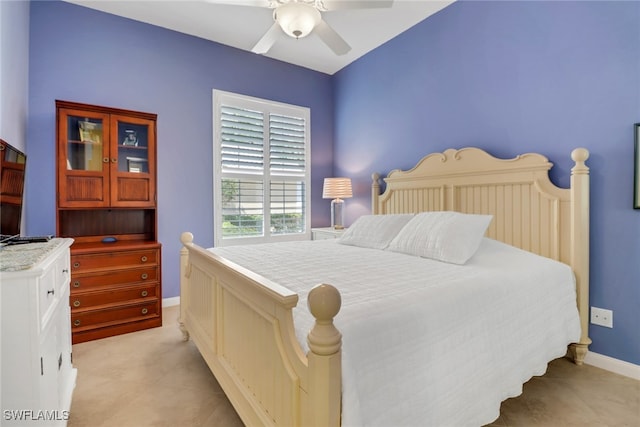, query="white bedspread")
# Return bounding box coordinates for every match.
[211,238,581,426]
